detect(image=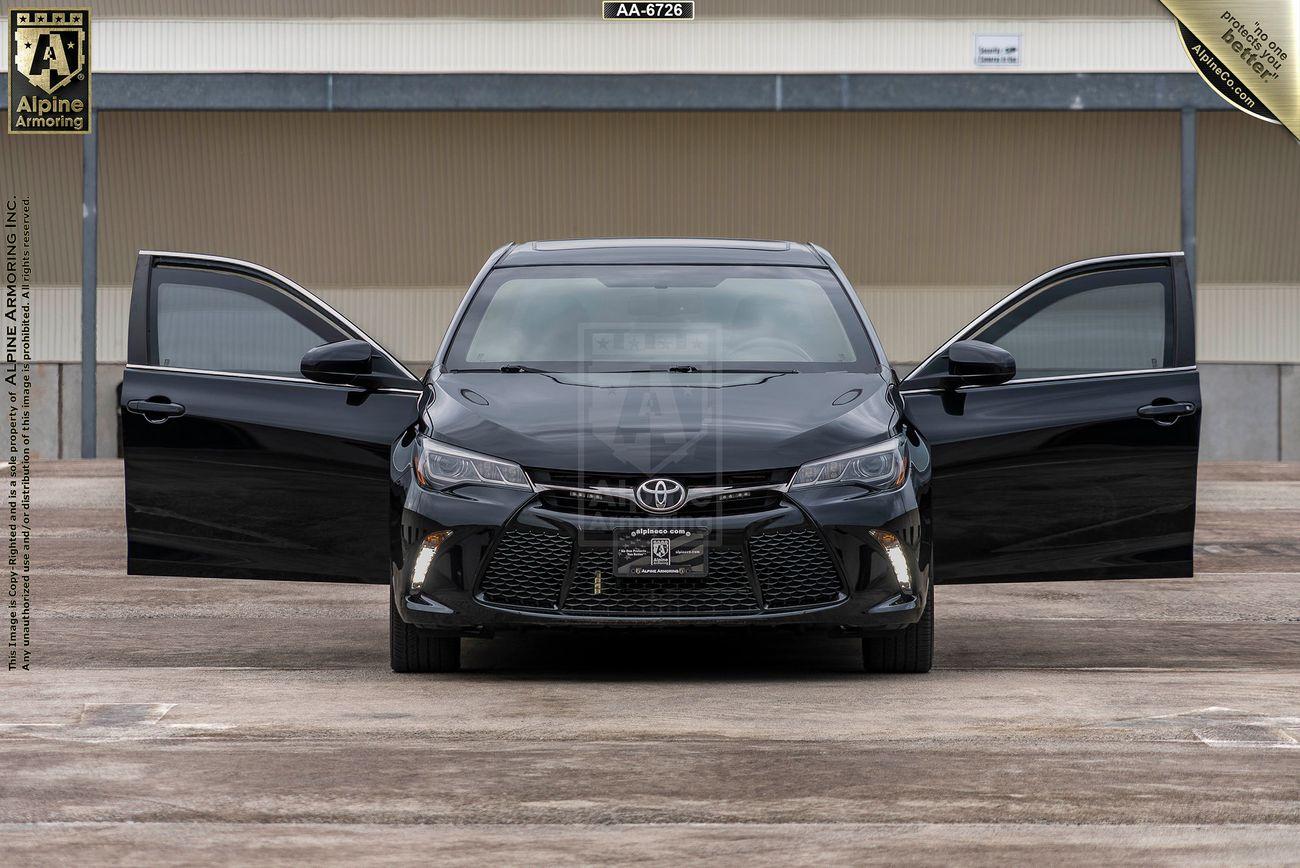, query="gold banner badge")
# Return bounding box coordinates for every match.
[8,8,92,134]
[1162,1,1297,137]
